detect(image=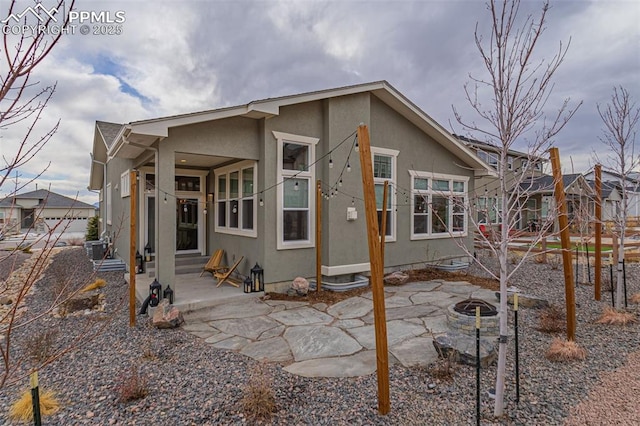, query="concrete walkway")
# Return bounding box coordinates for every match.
[182,279,497,378]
